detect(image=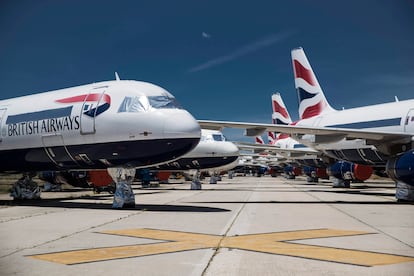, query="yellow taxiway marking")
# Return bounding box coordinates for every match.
[29,228,414,266]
